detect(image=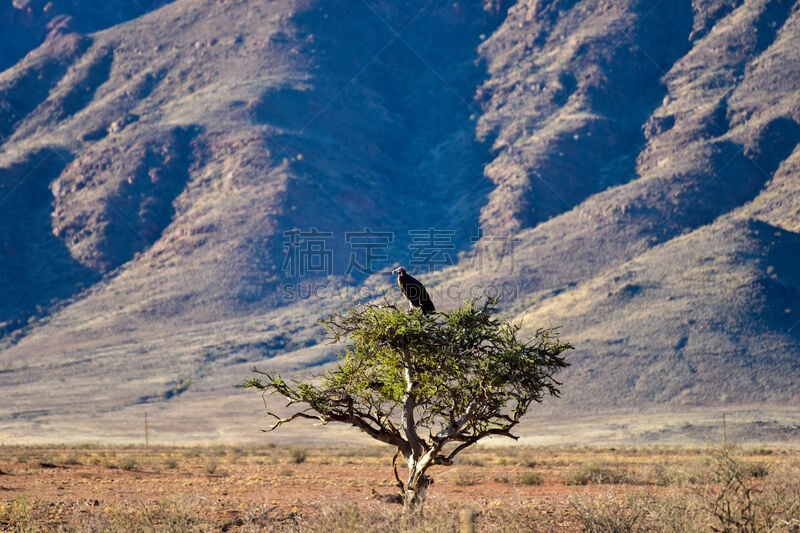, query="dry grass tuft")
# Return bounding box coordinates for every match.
[565,462,634,486]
